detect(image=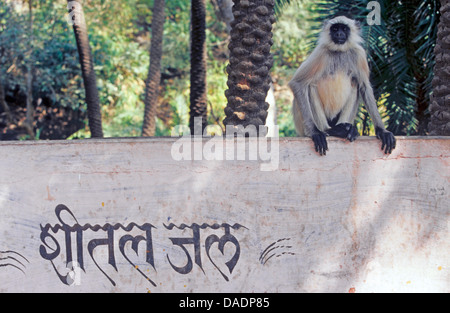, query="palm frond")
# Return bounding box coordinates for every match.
[274,0,292,16]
